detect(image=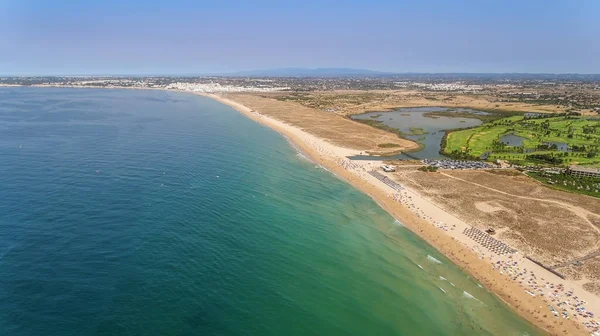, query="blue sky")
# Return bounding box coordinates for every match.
[0,0,598,75]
